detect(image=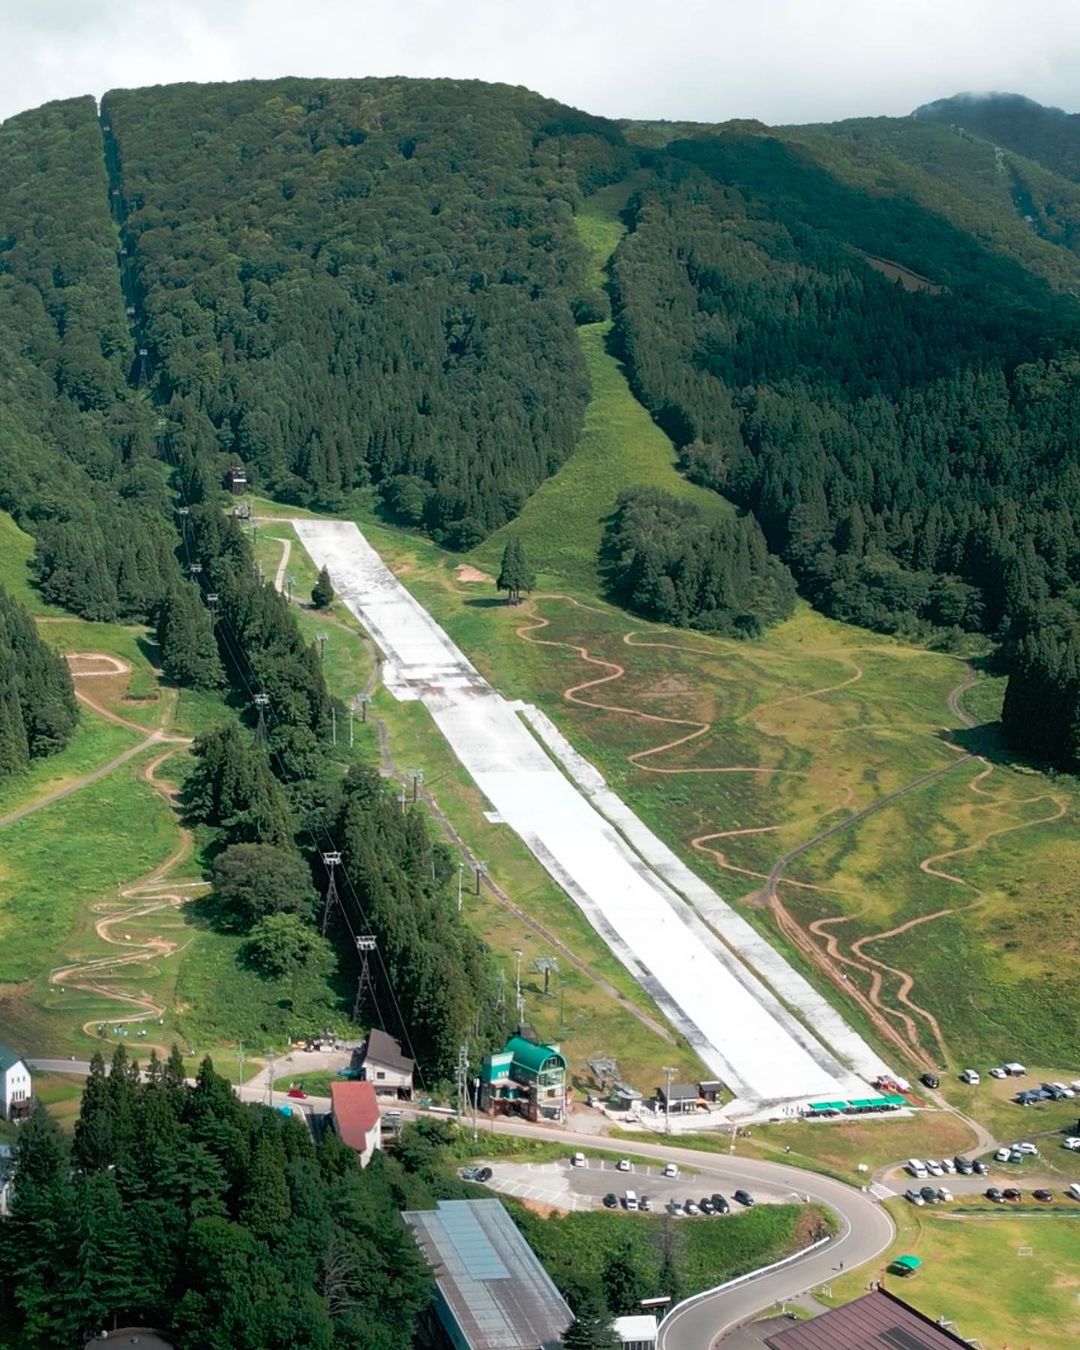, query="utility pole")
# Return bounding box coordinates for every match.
[456,1043,469,1124]
[352,936,377,1023]
[472,1075,480,1141]
[663,1065,676,1135]
[410,769,424,803]
[285,572,296,602]
[457,860,464,914]
[331,704,336,747]
[320,852,341,937]
[237,1042,244,1087]
[513,950,524,1026]
[475,860,487,896]
[315,631,329,661]
[265,1047,276,1107]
